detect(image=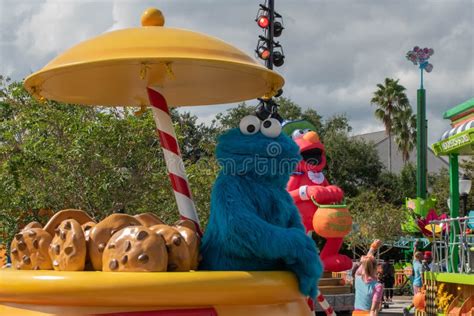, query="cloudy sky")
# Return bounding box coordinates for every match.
[1,0,473,143]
